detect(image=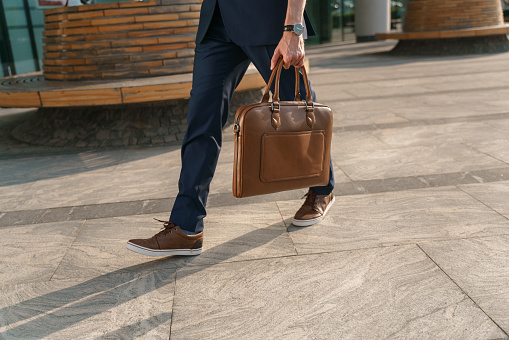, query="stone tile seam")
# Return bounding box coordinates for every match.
[332,160,355,183]
[7,247,403,288]
[462,142,509,168]
[172,244,418,272]
[168,271,178,340]
[312,67,509,87]
[336,84,509,103]
[335,111,509,133]
[49,219,87,282]
[275,200,300,256]
[411,233,509,248]
[416,243,509,338]
[2,167,509,227]
[455,185,509,223]
[54,240,496,275]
